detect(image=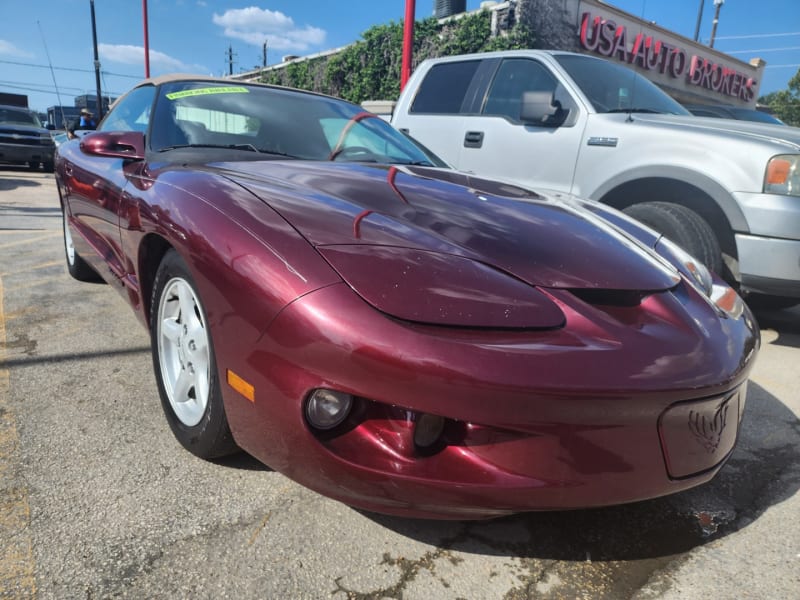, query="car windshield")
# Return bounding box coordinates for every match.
[728,108,785,125]
[0,107,42,127]
[150,82,445,167]
[554,55,691,115]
